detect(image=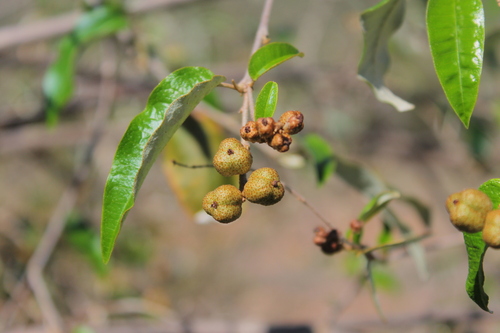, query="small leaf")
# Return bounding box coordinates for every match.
[463,179,500,313]
[43,38,78,126]
[358,190,401,223]
[255,81,279,119]
[366,260,387,322]
[162,113,232,216]
[72,5,128,44]
[358,0,415,112]
[303,134,336,186]
[248,42,304,81]
[427,0,485,128]
[42,4,128,125]
[101,67,225,263]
